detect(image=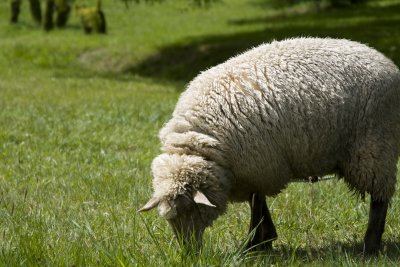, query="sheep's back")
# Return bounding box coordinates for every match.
[162,38,400,197]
